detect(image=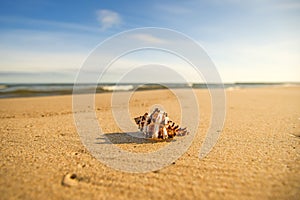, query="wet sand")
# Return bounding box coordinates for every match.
[0,87,299,199]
